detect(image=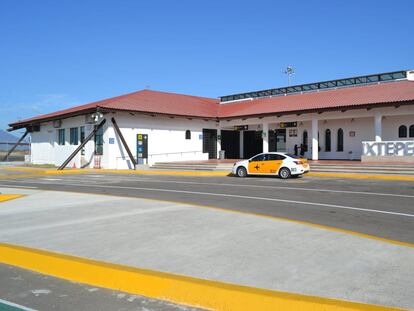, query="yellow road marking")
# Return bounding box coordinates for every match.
[3,166,414,181]
[102,169,229,176]
[0,194,25,203]
[0,243,405,311]
[308,172,414,181]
